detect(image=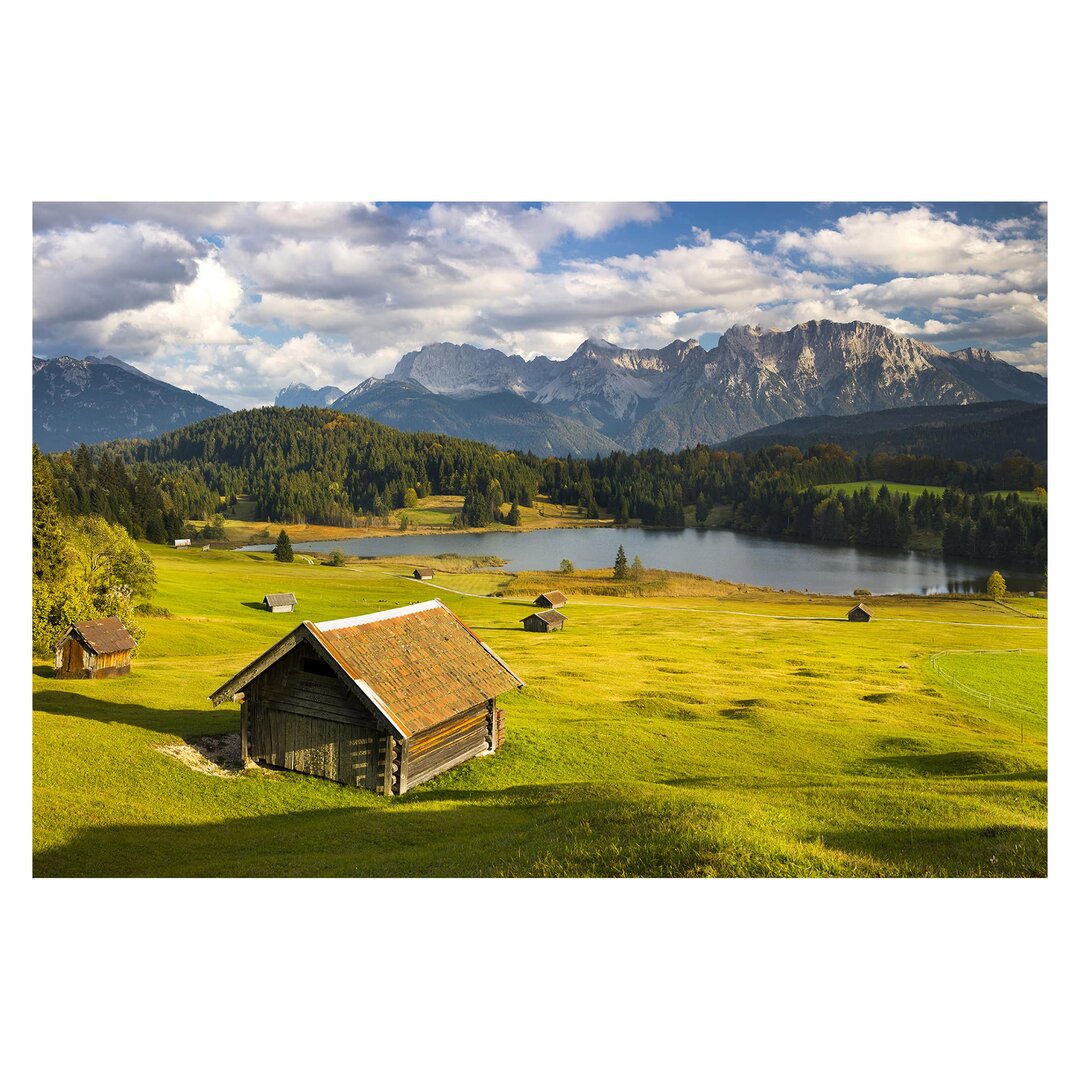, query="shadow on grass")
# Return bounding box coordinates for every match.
[32,781,851,879]
[862,750,1038,777]
[240,601,271,611]
[817,825,1046,877]
[33,688,220,739]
